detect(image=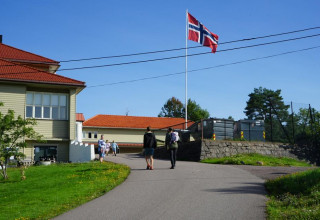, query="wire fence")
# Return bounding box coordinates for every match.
[265,101,320,147]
